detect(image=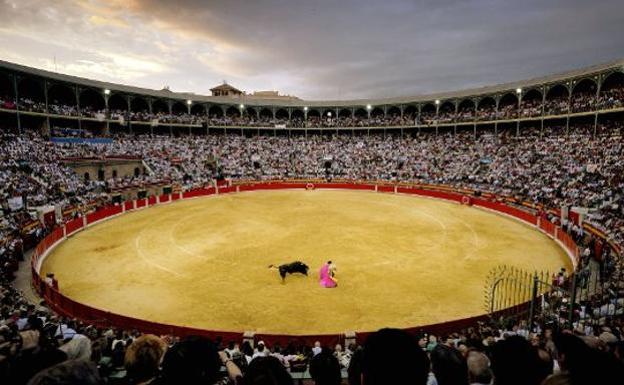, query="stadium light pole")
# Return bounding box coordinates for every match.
[304,106,308,120]
[515,88,522,136]
[103,89,111,134]
[366,104,372,119]
[187,99,192,114]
